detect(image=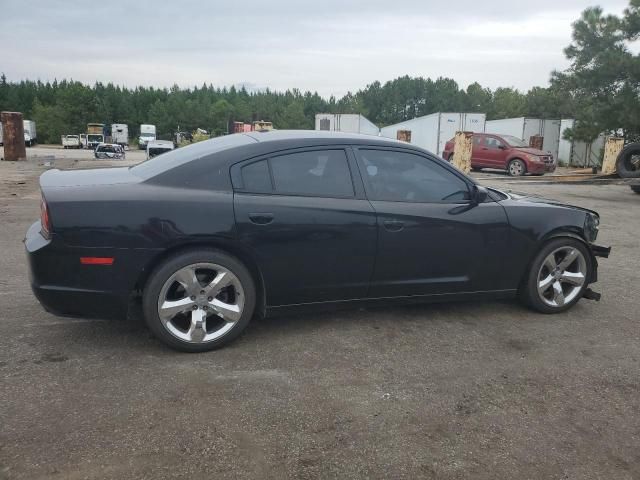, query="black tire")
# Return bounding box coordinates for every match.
[508,158,526,177]
[520,238,593,314]
[616,143,640,178]
[630,184,640,194]
[142,249,256,352]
